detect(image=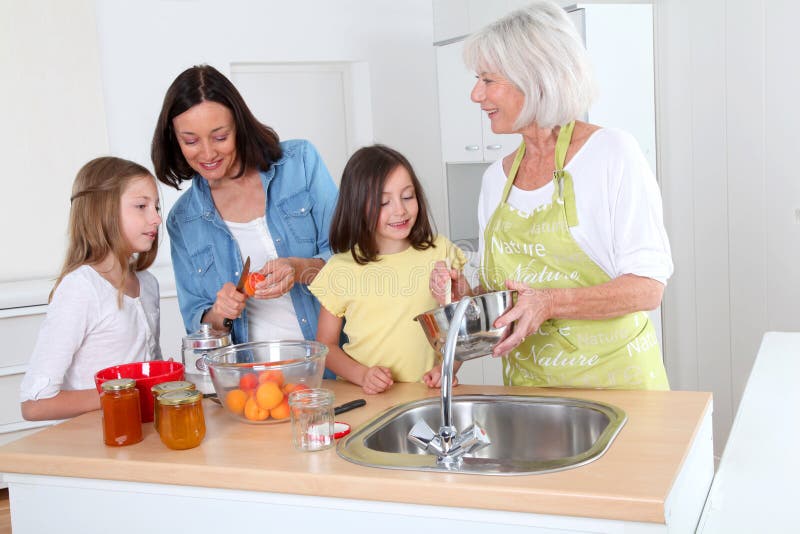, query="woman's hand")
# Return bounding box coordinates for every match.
[491,279,554,357]
[361,366,394,394]
[430,261,472,305]
[209,282,248,327]
[253,258,296,299]
[422,363,461,388]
